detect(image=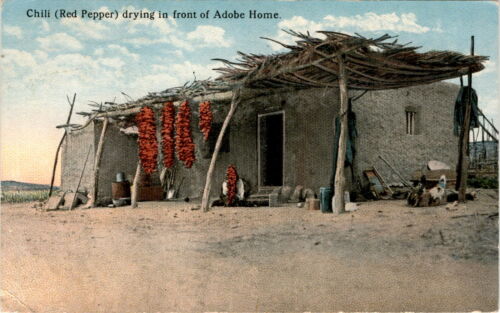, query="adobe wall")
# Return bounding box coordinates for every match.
[95,122,138,203]
[61,124,95,194]
[354,82,460,184]
[61,81,460,203]
[175,87,340,199]
[61,121,139,203]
